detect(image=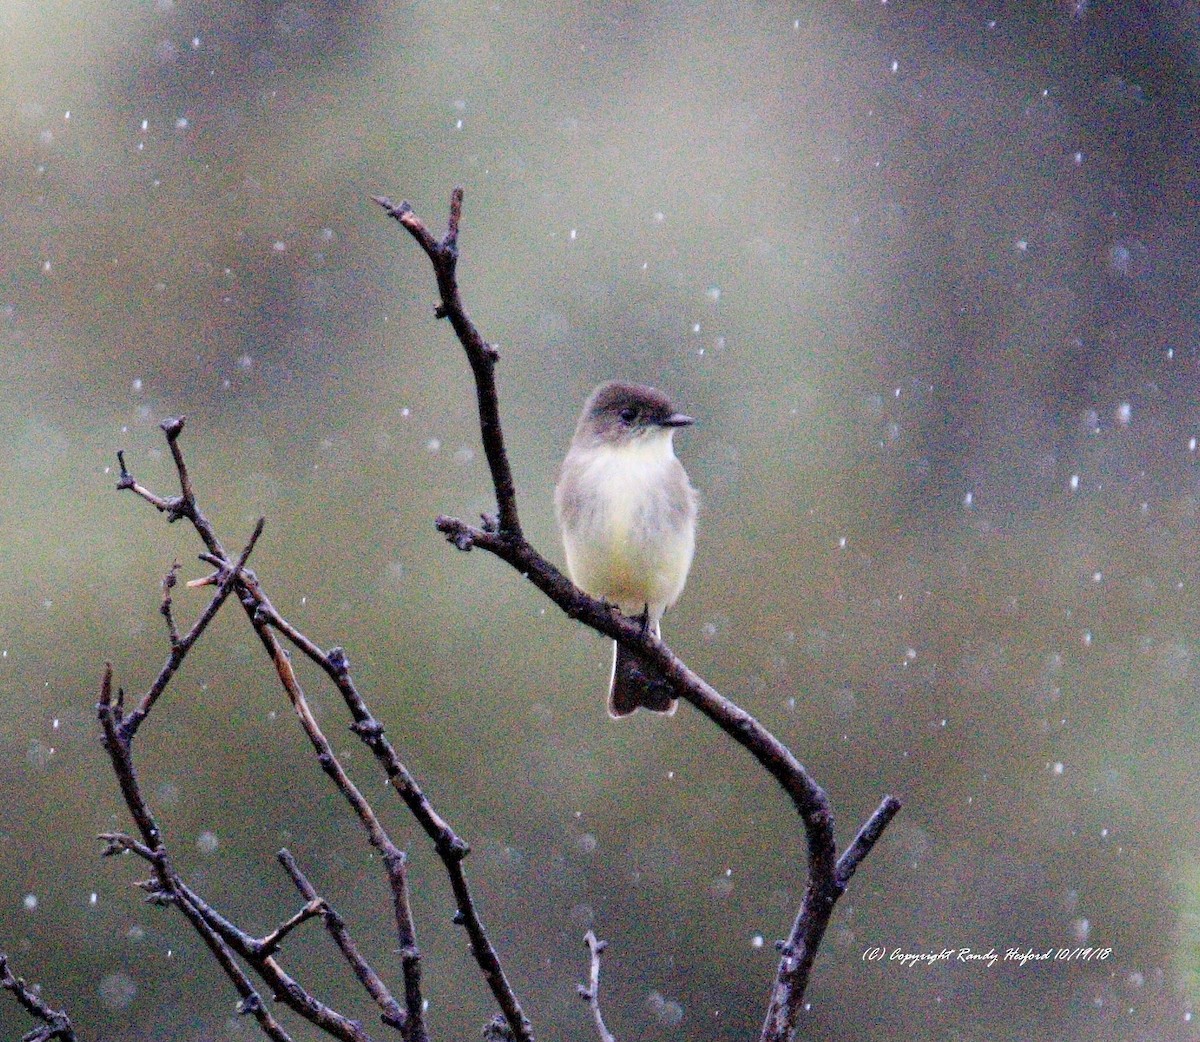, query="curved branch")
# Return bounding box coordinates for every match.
[577,932,615,1042]
[433,517,834,851]
[379,190,902,1040]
